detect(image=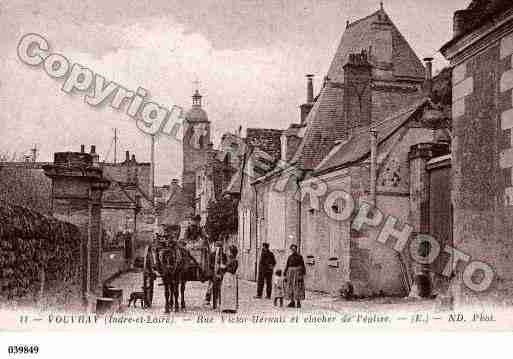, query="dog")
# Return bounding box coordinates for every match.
[128,290,147,308]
